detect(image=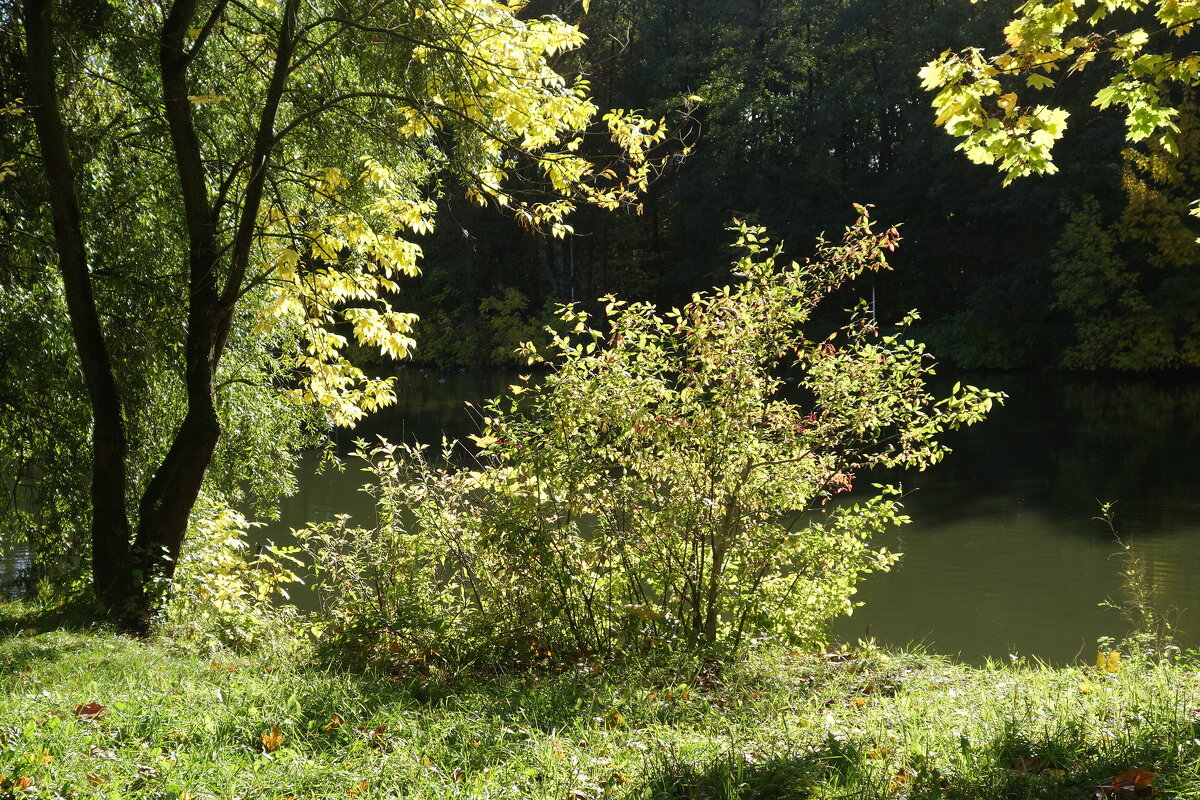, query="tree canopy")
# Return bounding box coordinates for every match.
[920,0,1200,183]
[3,0,664,626]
